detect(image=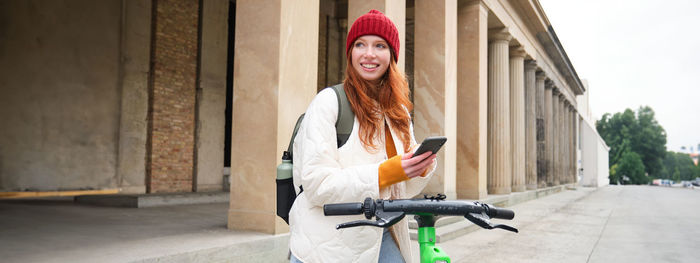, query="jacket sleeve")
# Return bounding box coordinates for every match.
[293,89,380,207]
[403,109,437,198]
